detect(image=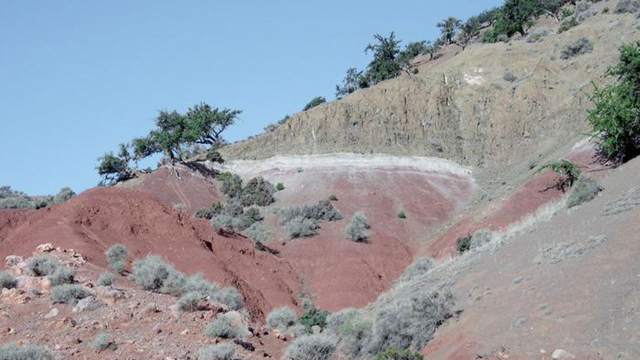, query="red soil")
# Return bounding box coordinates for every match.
[252,166,474,311]
[0,187,302,320]
[121,164,221,214]
[424,140,609,259]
